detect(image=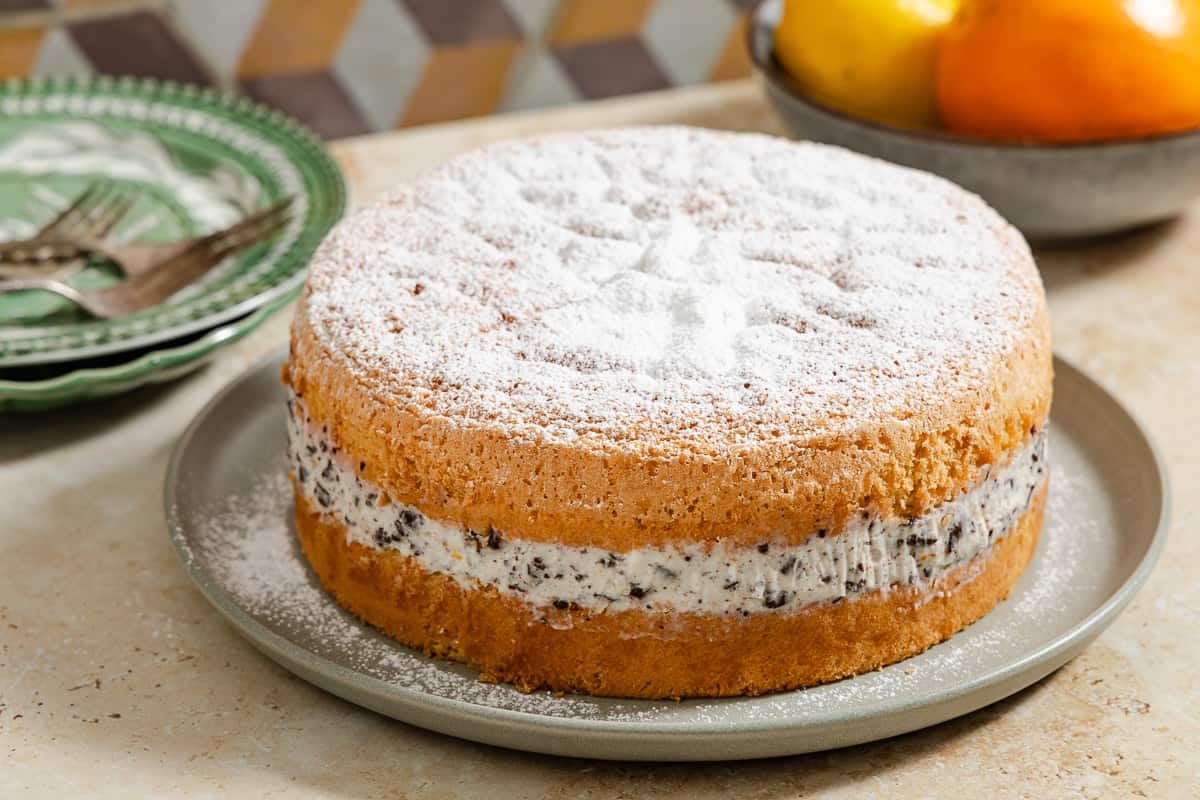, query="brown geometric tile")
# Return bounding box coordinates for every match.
[68,11,212,85]
[400,41,521,126]
[0,26,43,78]
[240,70,371,139]
[238,0,361,77]
[710,12,753,82]
[400,0,520,44]
[0,0,50,11]
[547,0,655,45]
[555,36,669,99]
